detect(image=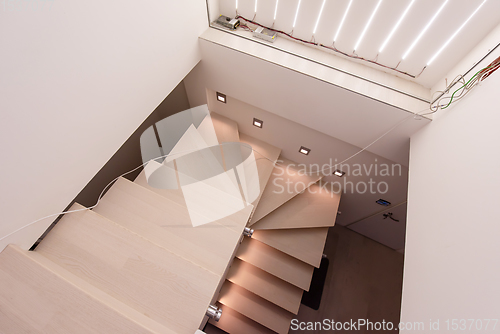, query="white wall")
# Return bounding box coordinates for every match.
[401,64,500,330]
[185,33,430,168]
[205,88,410,231]
[0,0,208,251]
